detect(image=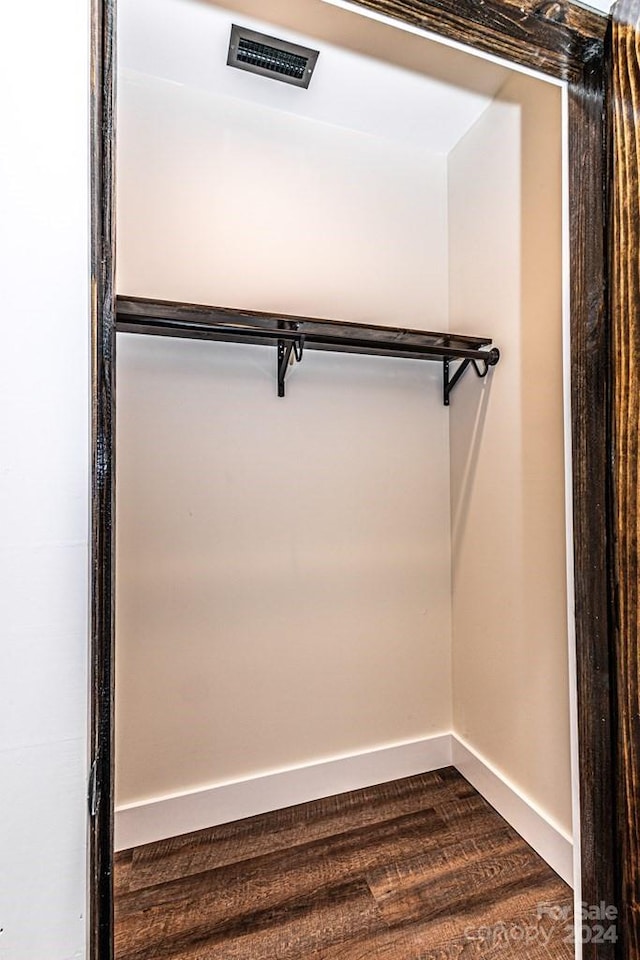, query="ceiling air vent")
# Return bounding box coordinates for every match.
[227,25,319,89]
